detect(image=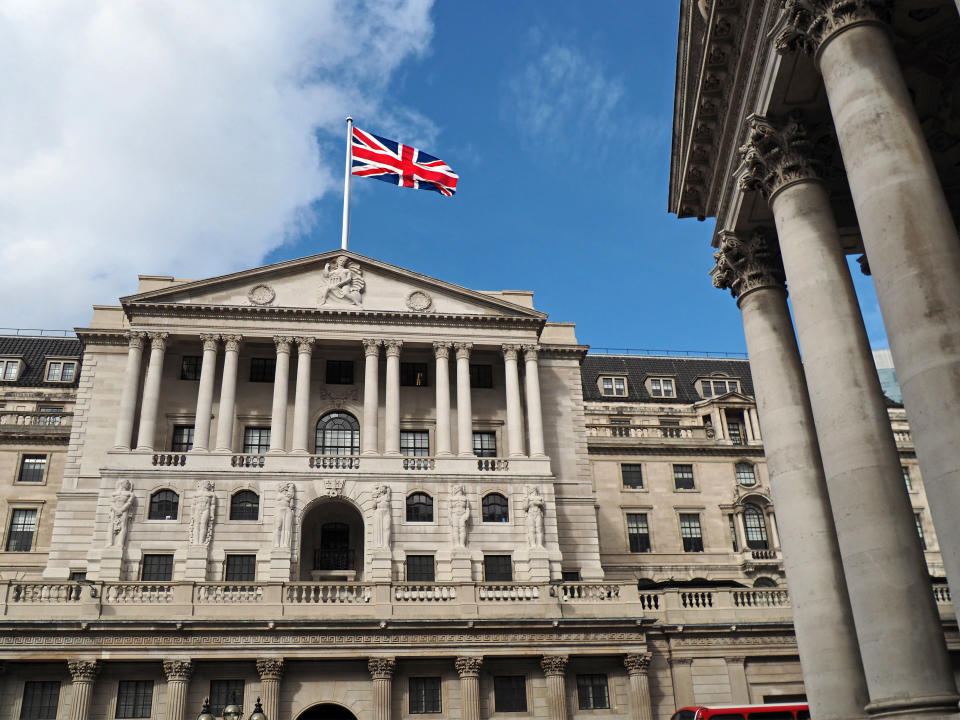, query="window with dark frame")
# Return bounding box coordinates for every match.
[224,554,256,582]
[577,674,610,710]
[483,554,513,582]
[230,490,259,520]
[140,554,174,581]
[621,463,643,489]
[562,569,581,581]
[680,513,704,552]
[494,676,528,712]
[6,509,37,551]
[69,571,87,582]
[45,360,77,383]
[408,677,442,714]
[400,362,429,387]
[469,363,493,388]
[20,681,60,720]
[209,680,245,717]
[243,426,271,454]
[249,357,276,383]
[473,431,496,458]
[148,489,179,520]
[315,412,360,455]
[400,430,430,457]
[743,505,769,550]
[673,464,695,490]
[406,492,434,522]
[180,355,202,380]
[916,512,927,550]
[406,554,435,582]
[482,493,509,523]
[627,513,651,552]
[0,359,21,382]
[729,514,739,552]
[326,359,354,385]
[902,466,913,491]
[115,680,153,719]
[171,425,194,452]
[735,462,756,486]
[18,455,47,483]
